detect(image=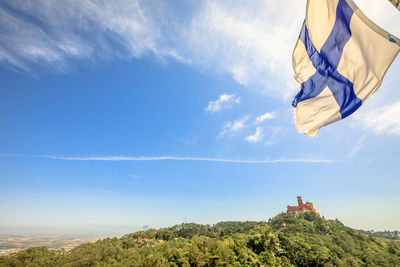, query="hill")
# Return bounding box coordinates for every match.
[1,212,399,266]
